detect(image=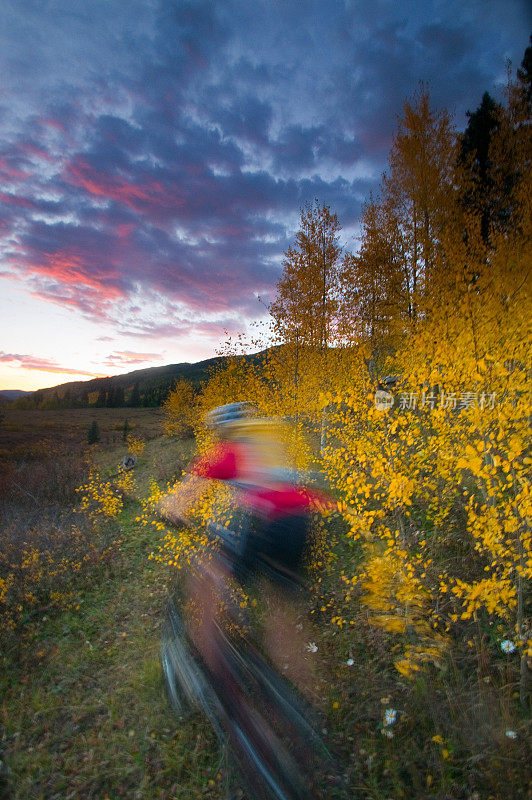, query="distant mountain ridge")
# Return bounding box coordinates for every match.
[4,351,265,409]
[0,389,33,402]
